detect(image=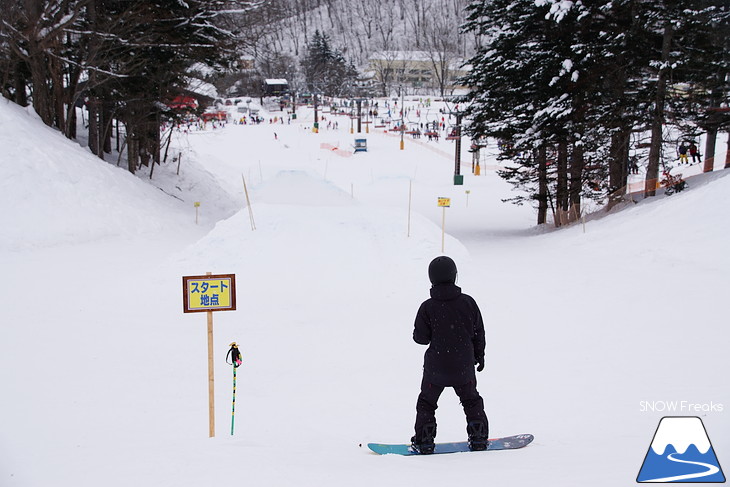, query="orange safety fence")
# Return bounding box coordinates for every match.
[319,142,353,158]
